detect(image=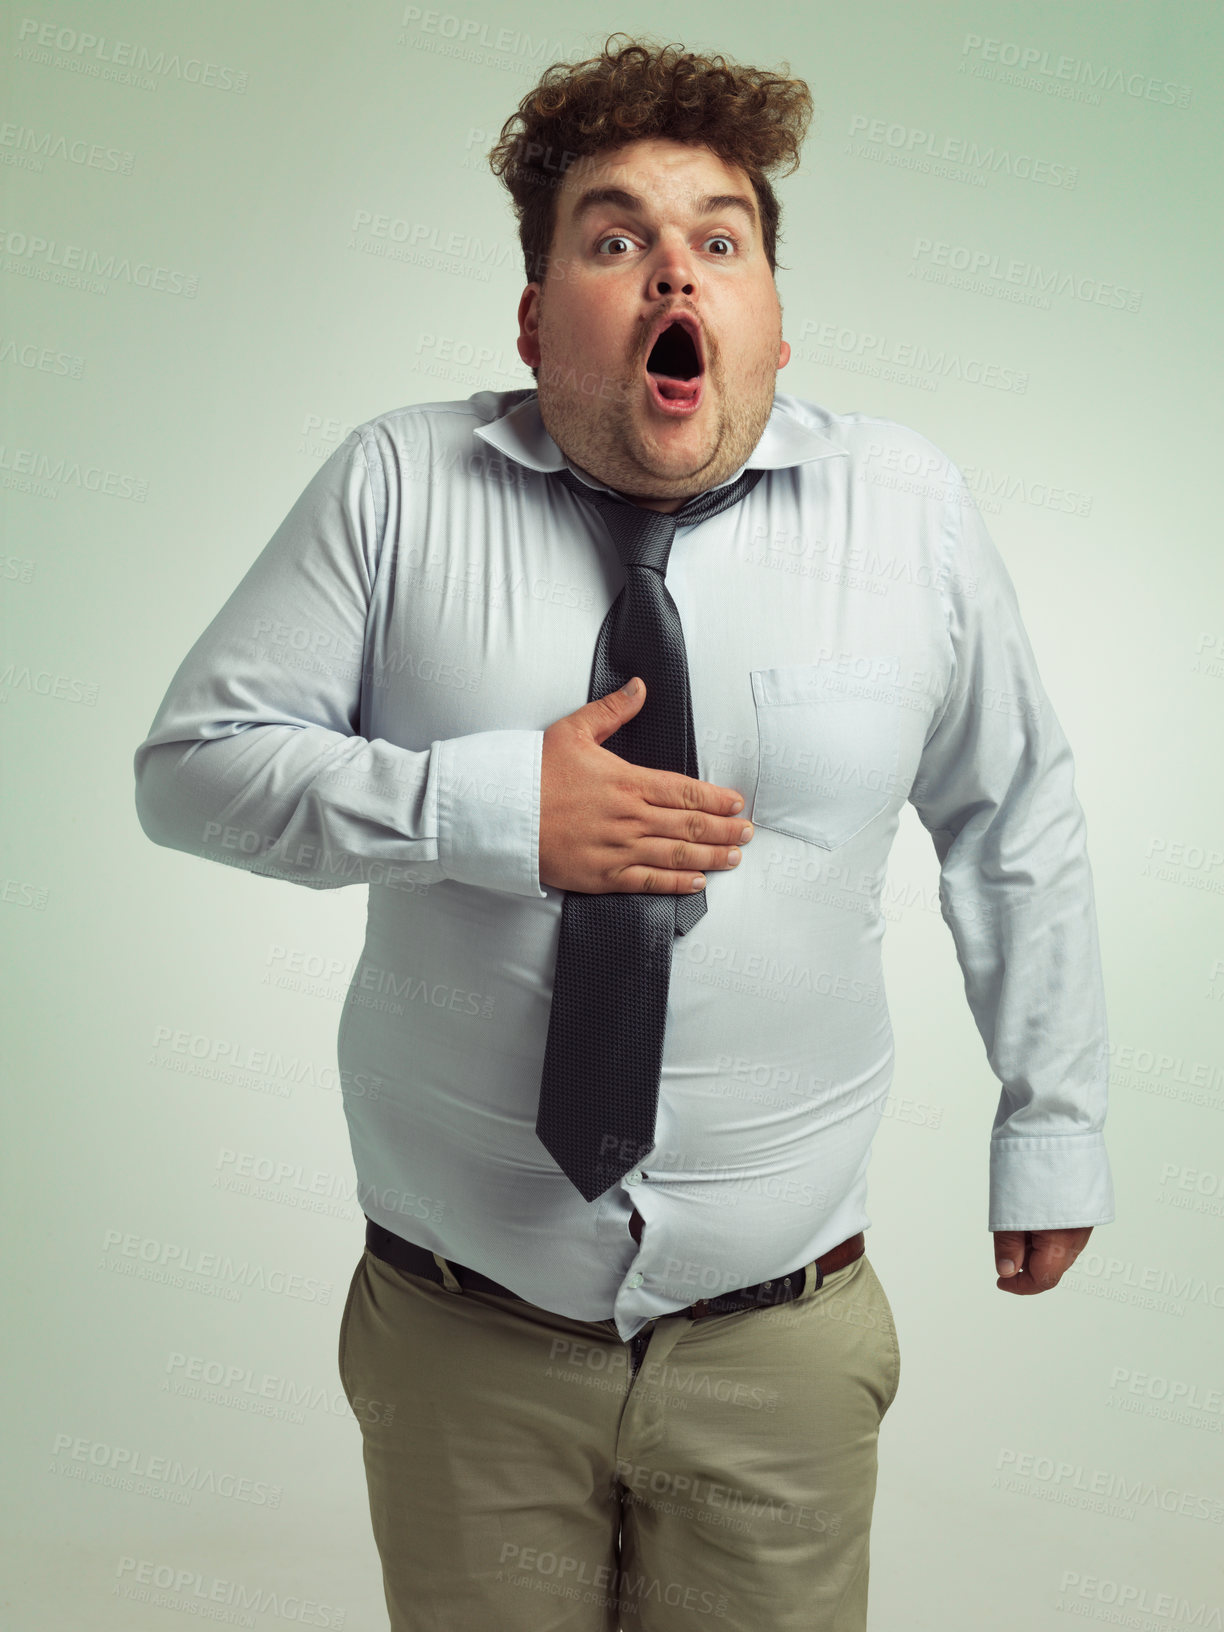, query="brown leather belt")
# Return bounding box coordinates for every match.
[364,1213,865,1325]
[629,1208,864,1317]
